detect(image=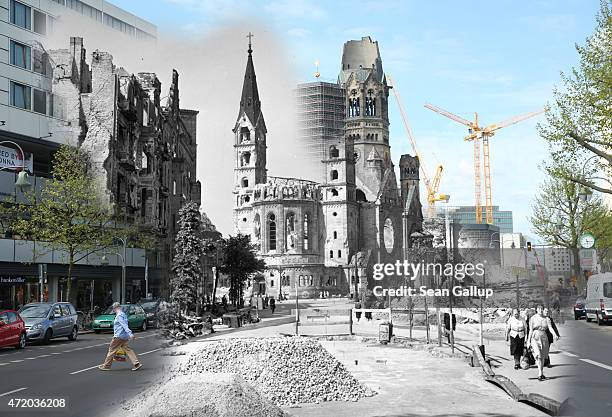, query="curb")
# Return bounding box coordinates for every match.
[471,345,569,416]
